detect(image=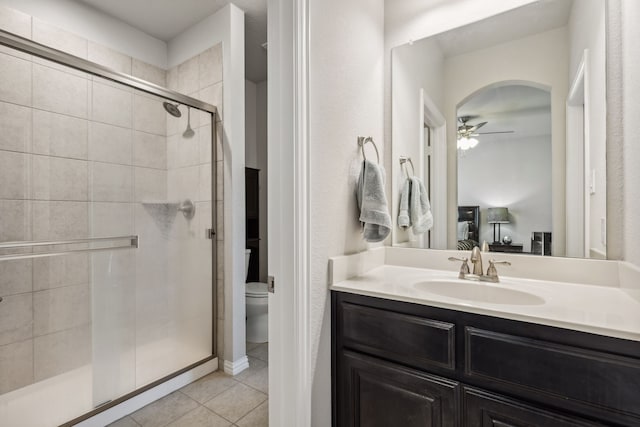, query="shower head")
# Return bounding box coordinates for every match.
[163,101,182,118]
